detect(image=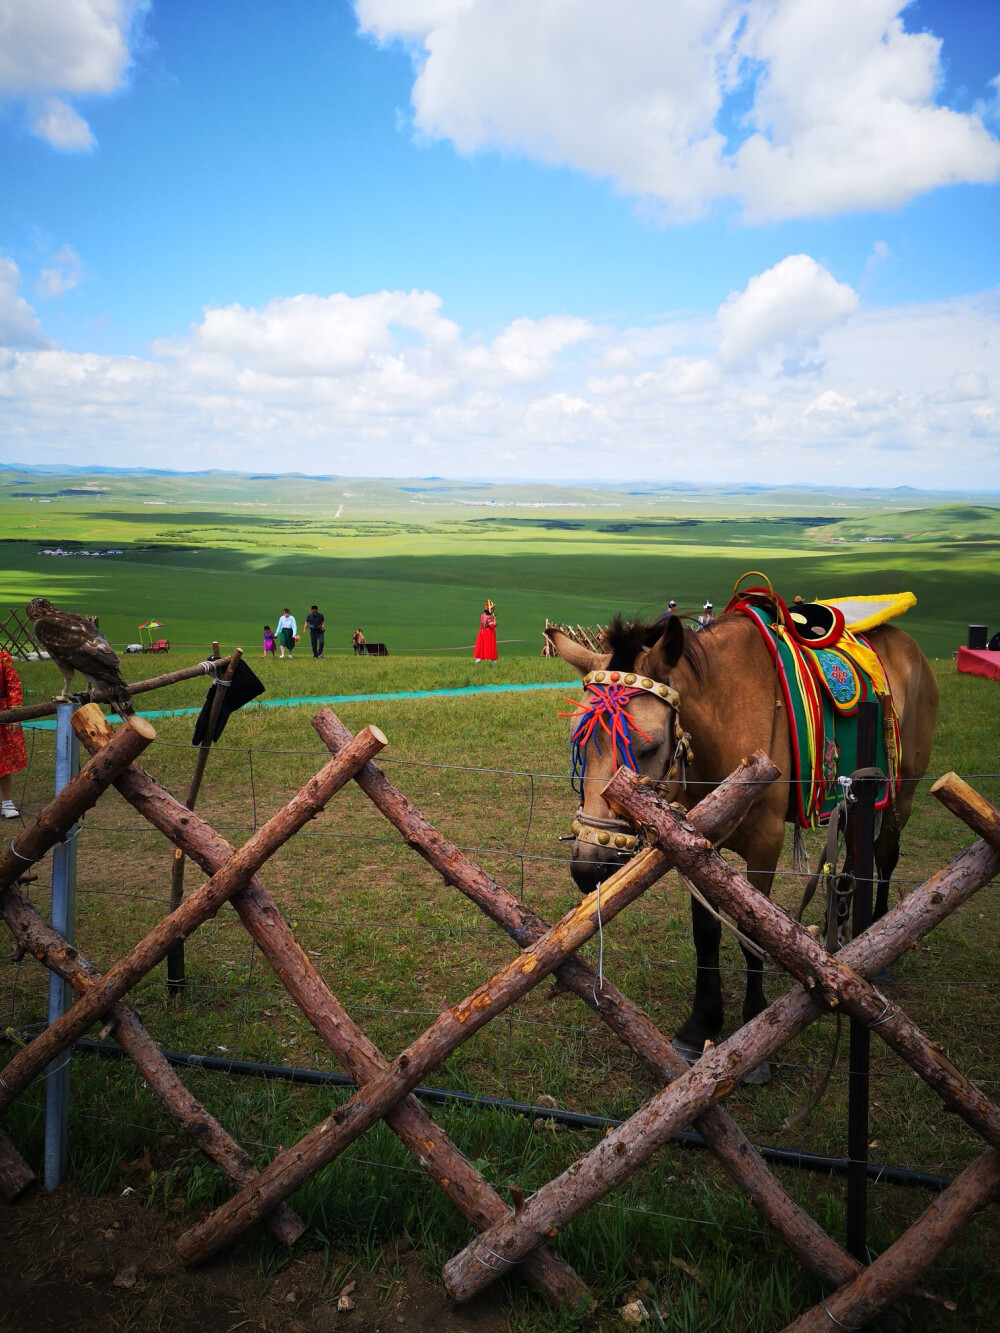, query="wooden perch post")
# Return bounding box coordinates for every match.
[73,711,589,1307]
[0,721,386,1114]
[313,711,868,1291]
[0,882,304,1246]
[441,791,1000,1302]
[167,643,242,995]
[172,751,789,1268]
[0,655,235,727]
